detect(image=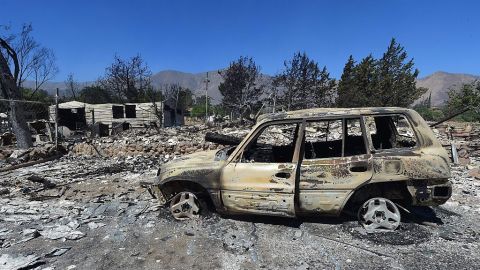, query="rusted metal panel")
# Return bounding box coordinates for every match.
[297,190,351,215]
[220,162,296,216]
[221,191,295,217]
[299,155,373,189]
